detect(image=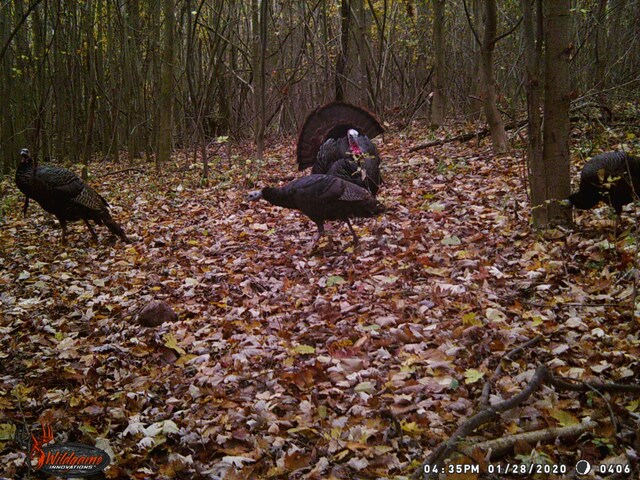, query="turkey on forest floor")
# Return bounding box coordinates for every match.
[15,148,130,245]
[567,151,640,226]
[247,174,385,249]
[296,102,384,195]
